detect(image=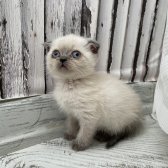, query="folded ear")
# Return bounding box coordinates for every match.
[87,39,100,54]
[43,41,52,51]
